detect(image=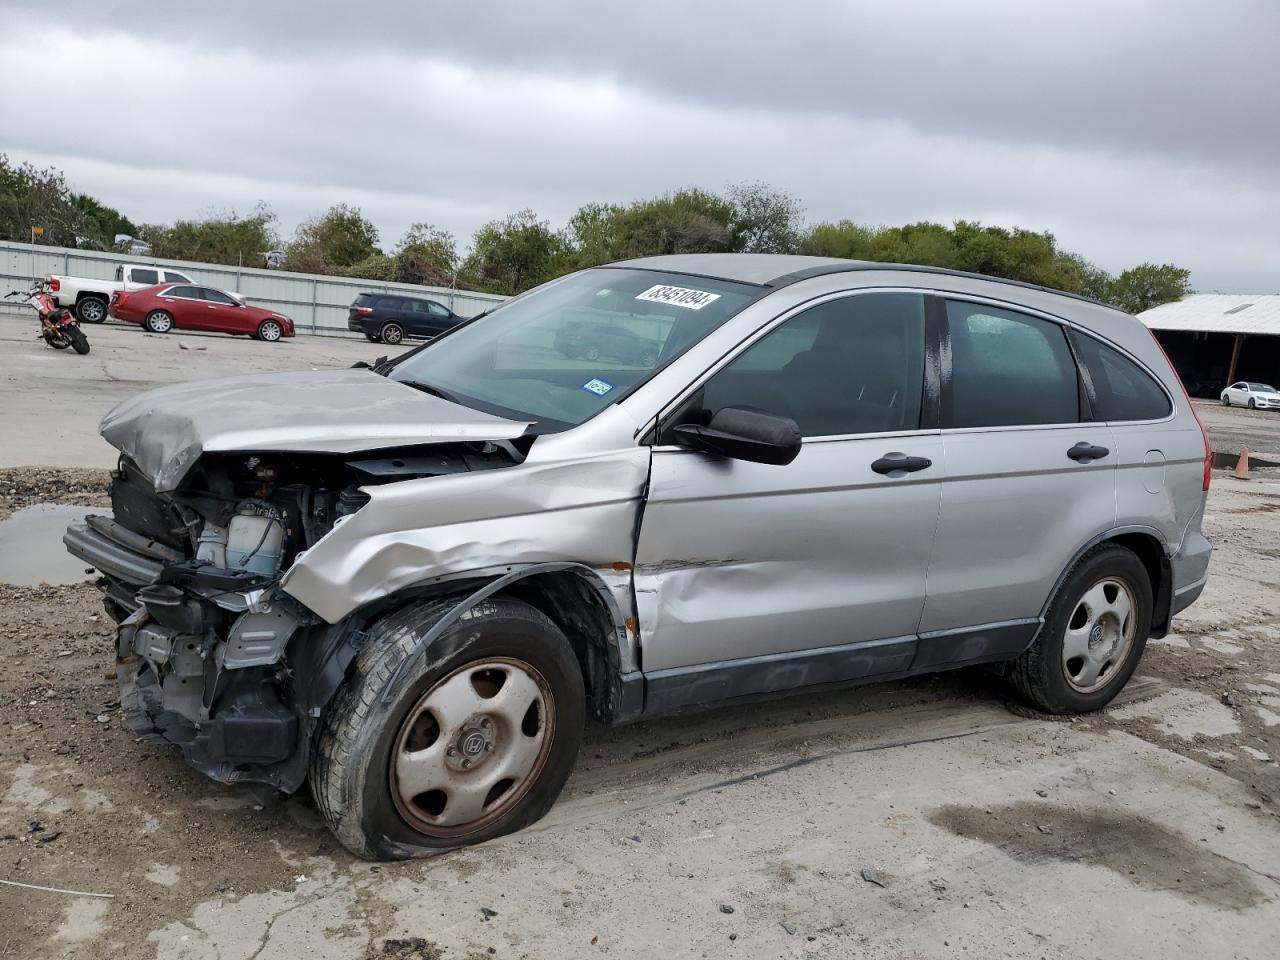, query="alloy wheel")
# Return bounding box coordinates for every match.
[390,657,554,837]
[1062,578,1136,693]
